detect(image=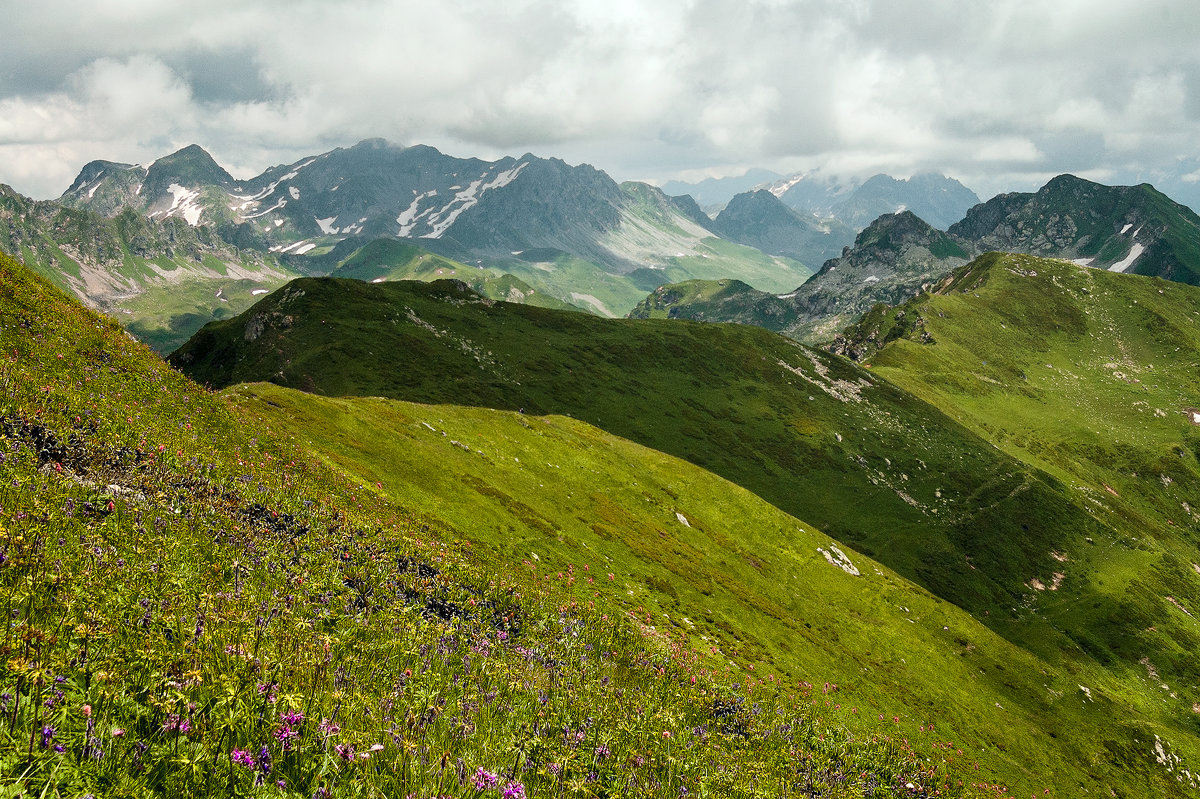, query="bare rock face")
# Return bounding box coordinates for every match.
[776,211,969,342]
[244,314,266,342]
[949,174,1200,284]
